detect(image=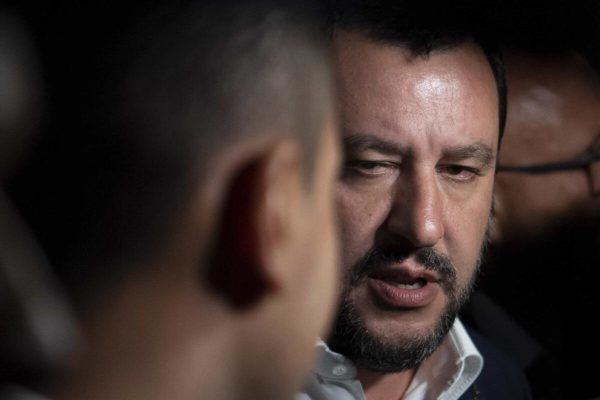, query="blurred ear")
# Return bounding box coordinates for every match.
[207,139,302,309]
